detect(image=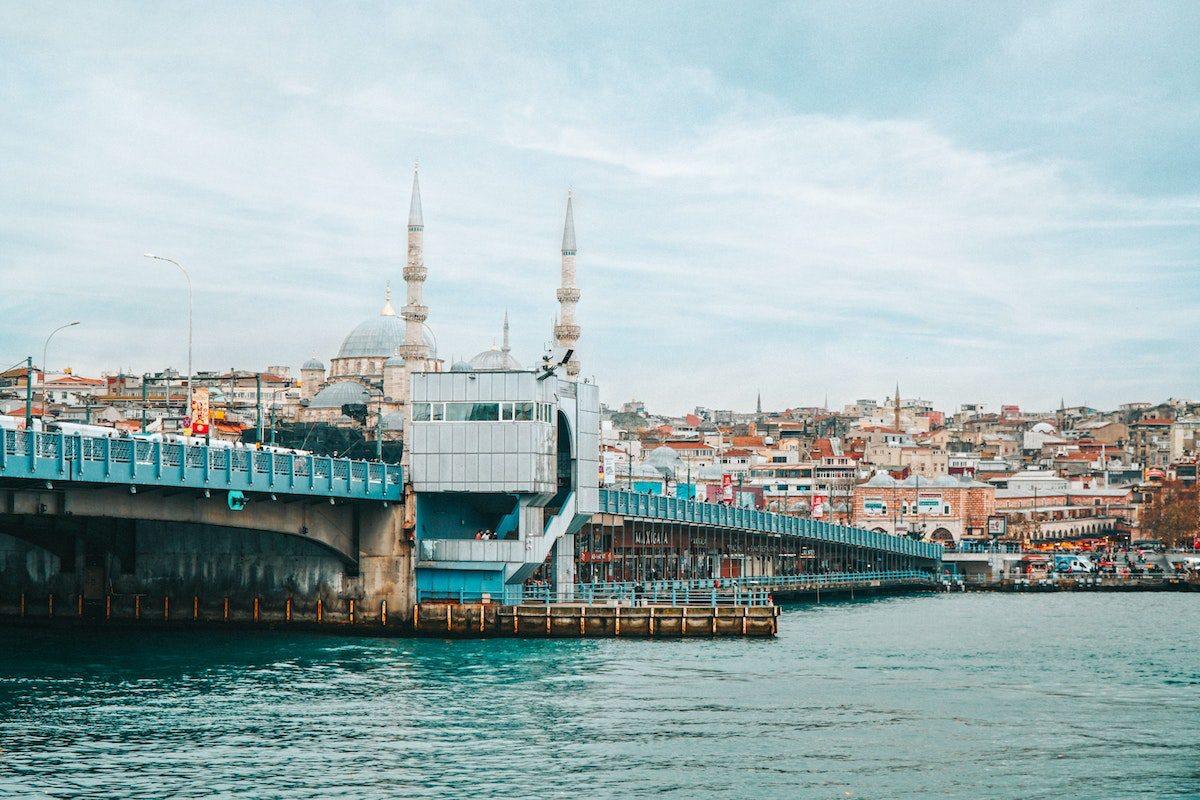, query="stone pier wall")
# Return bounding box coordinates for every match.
[0,503,414,627]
